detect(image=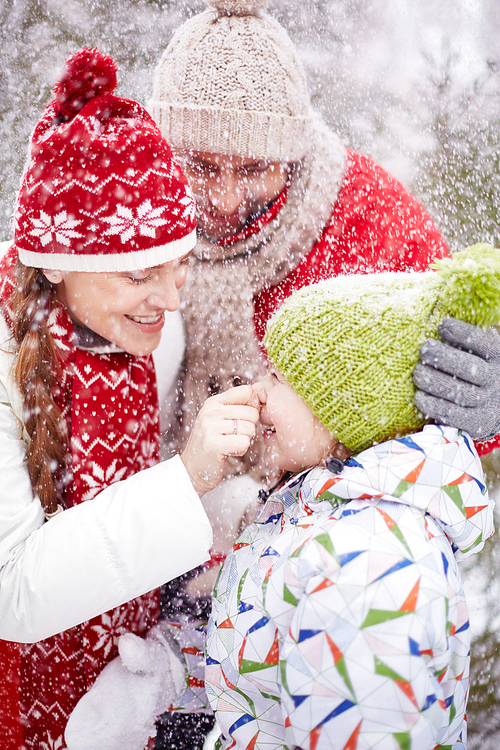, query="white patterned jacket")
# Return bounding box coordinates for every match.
[0,306,212,643]
[206,426,494,750]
